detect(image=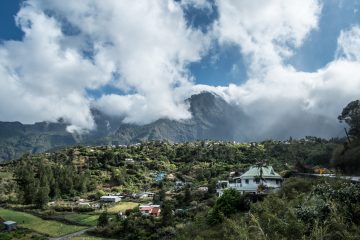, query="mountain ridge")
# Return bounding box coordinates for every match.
[0,92,248,162]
